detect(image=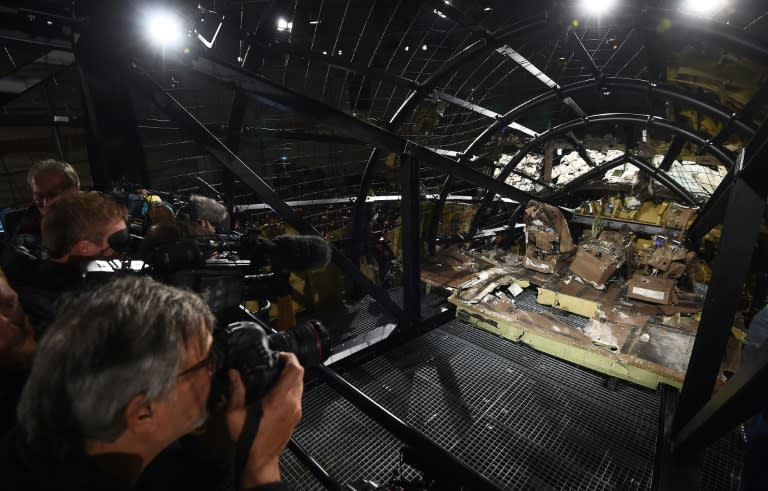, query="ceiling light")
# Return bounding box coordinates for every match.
[404,45,410,52]
[337,49,343,55]
[309,19,322,25]
[322,50,328,55]
[579,0,617,16]
[482,3,493,11]
[681,0,727,14]
[422,44,428,51]
[433,9,447,18]
[146,10,184,48]
[276,17,292,32]
[193,6,226,49]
